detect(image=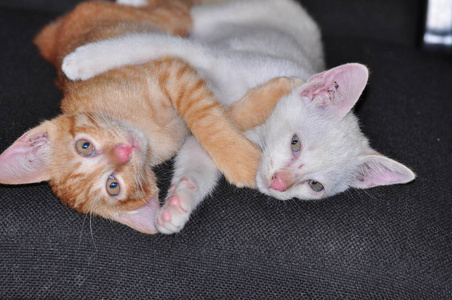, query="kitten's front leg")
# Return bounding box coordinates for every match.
[155,57,260,188]
[155,178,199,234]
[155,137,221,234]
[63,34,208,80]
